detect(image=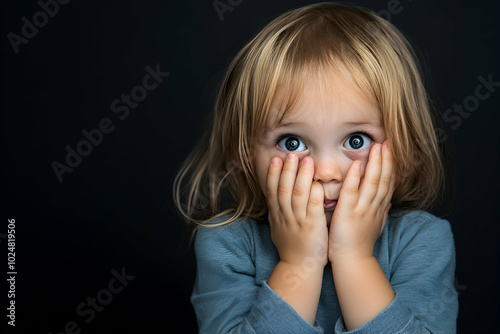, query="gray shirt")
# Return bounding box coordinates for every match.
[191,210,458,333]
